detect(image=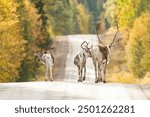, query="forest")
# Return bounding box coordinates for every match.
[0,0,150,83]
